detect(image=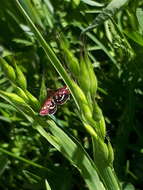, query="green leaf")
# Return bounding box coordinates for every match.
[136,8,143,32]
[0,90,35,119]
[0,102,17,111]
[0,155,8,176]
[45,180,52,190]
[0,147,48,171]
[72,0,80,7]
[22,170,41,183]
[20,0,45,30]
[35,120,105,190]
[12,38,34,46]
[124,30,143,46]
[43,0,54,14]
[81,0,104,7]
[0,116,12,123]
